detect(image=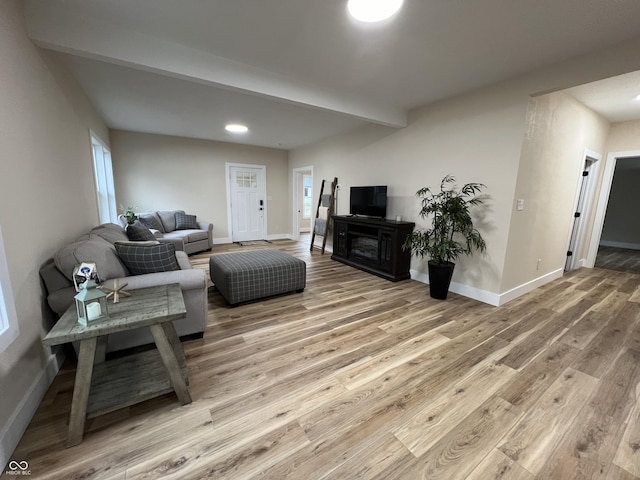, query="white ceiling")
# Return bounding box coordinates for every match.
[24,0,640,149]
[564,70,640,123]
